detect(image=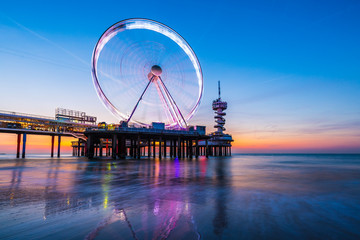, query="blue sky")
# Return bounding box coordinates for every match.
[0,0,359,152]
